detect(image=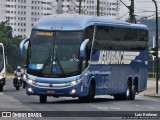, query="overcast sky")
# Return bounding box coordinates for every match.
[119,0,160,20]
